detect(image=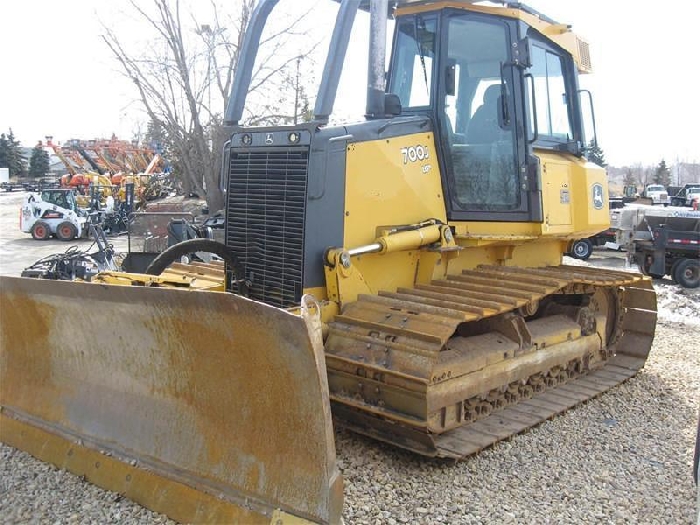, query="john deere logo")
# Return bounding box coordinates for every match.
[592,183,604,210]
